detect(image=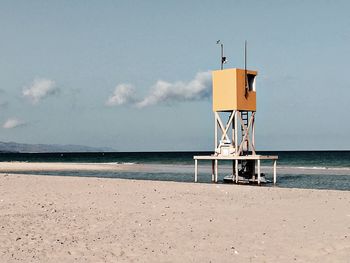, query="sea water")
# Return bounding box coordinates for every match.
[0,151,349,191]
